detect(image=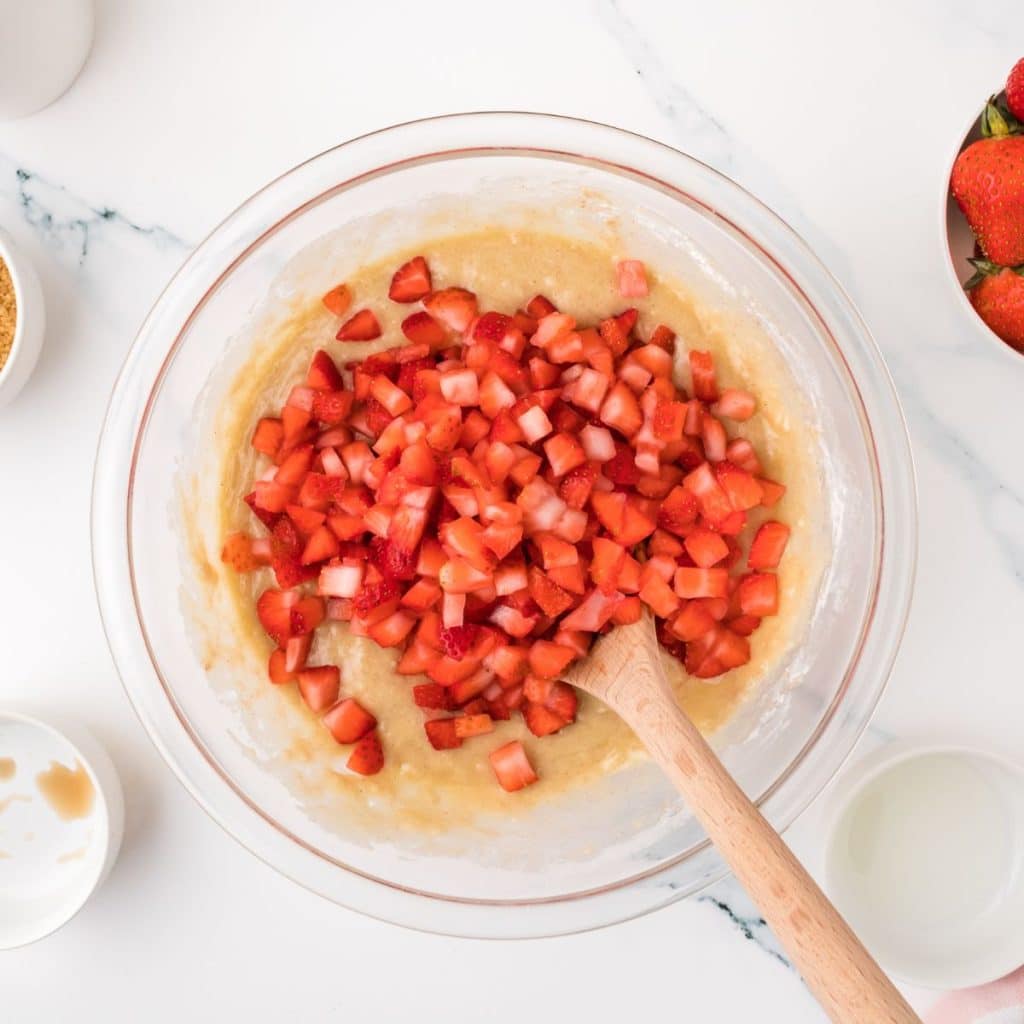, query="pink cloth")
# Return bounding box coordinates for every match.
[926,967,1024,1024]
